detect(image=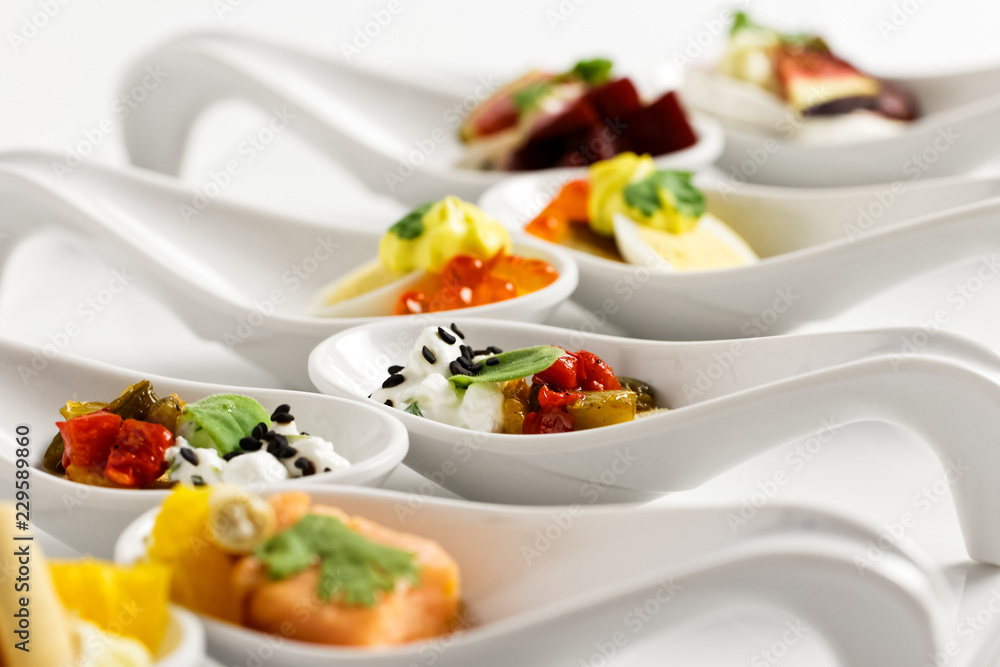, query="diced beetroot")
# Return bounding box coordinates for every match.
[533,350,579,391]
[585,78,643,118]
[468,97,520,139]
[536,385,585,411]
[523,408,576,435]
[527,96,600,142]
[58,411,122,471]
[574,351,621,391]
[615,91,697,157]
[105,419,173,488]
